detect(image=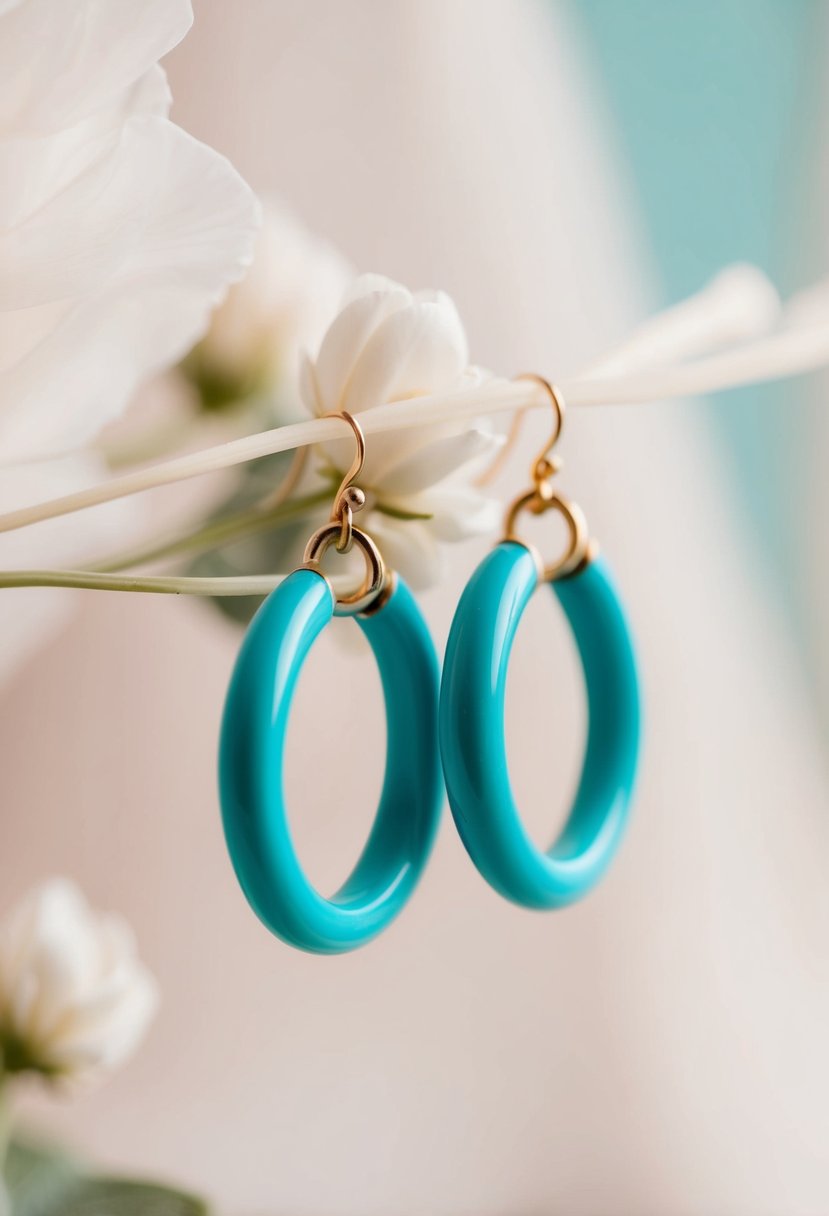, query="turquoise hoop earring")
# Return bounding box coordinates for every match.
[219,414,443,954]
[439,377,640,909]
